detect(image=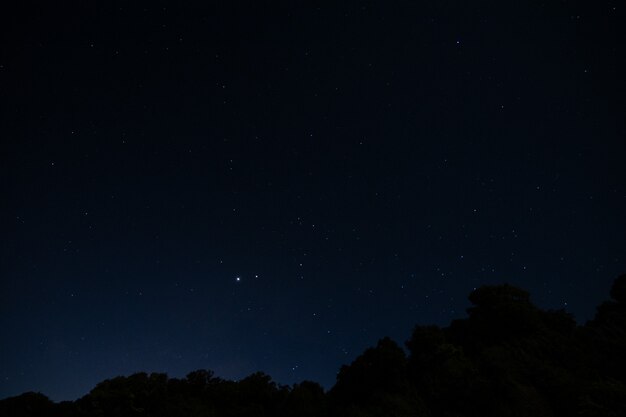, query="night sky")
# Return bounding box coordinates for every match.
[1,1,624,402]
